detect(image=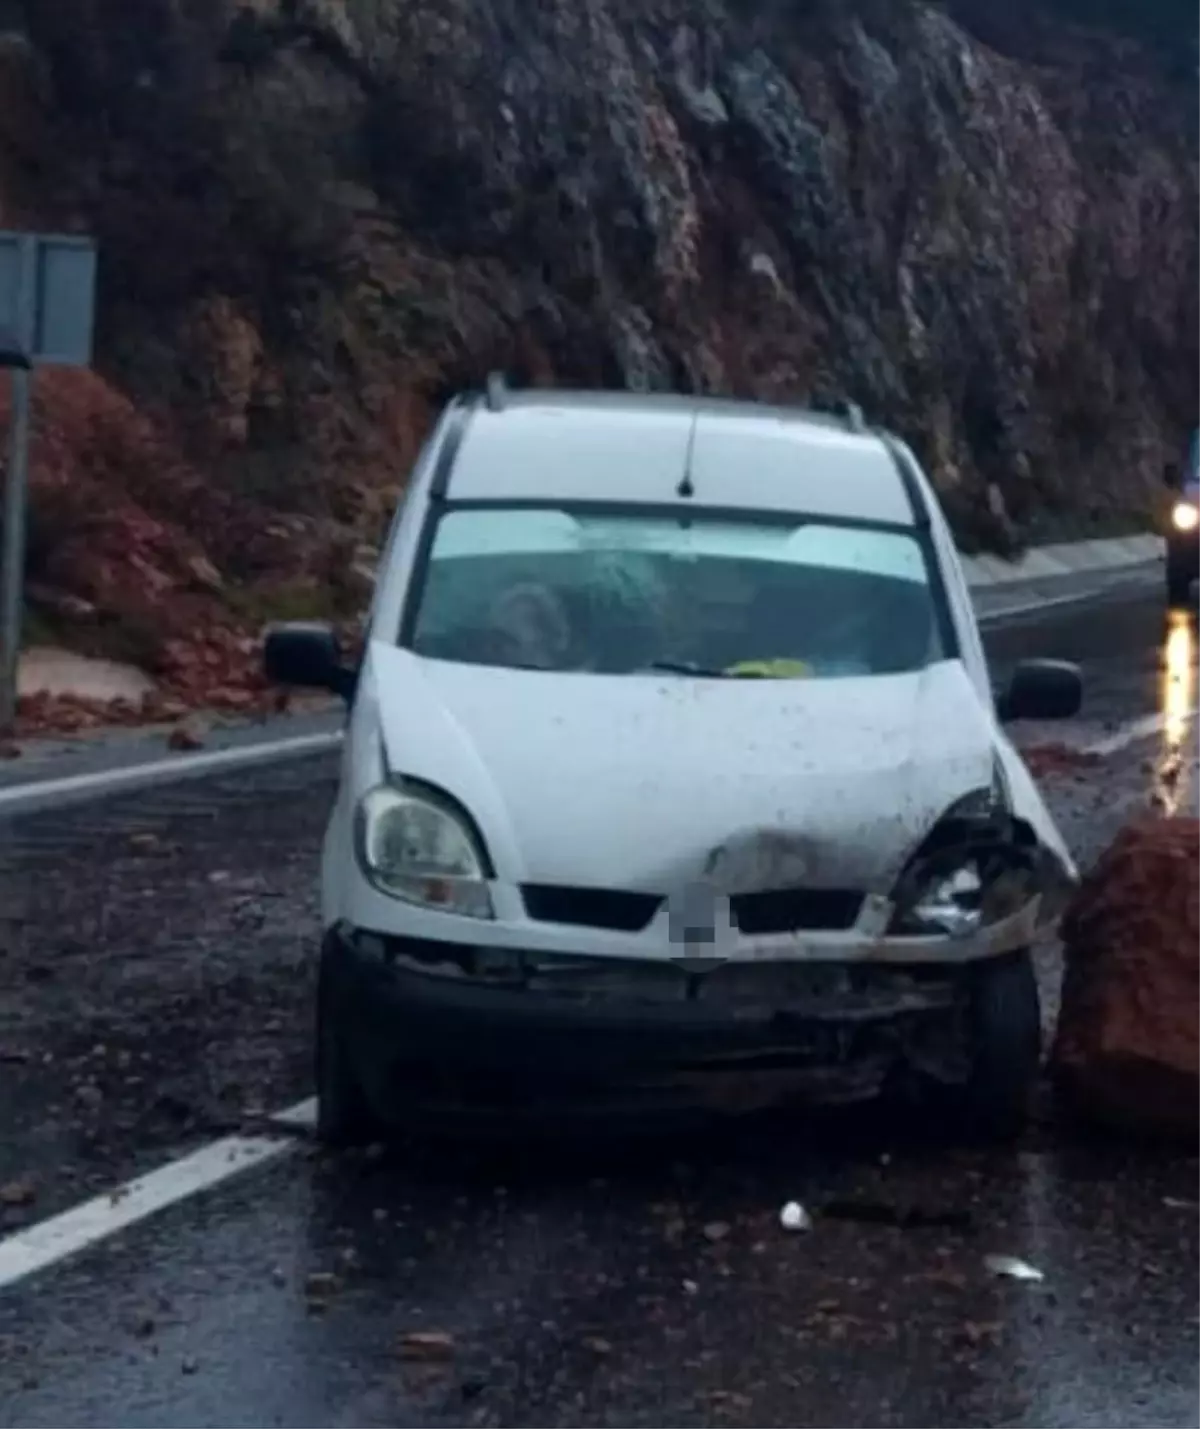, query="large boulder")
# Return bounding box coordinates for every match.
[1051,818,1199,1141]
